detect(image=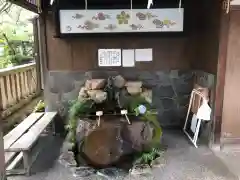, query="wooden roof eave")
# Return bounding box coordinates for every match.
[7,0,39,13]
